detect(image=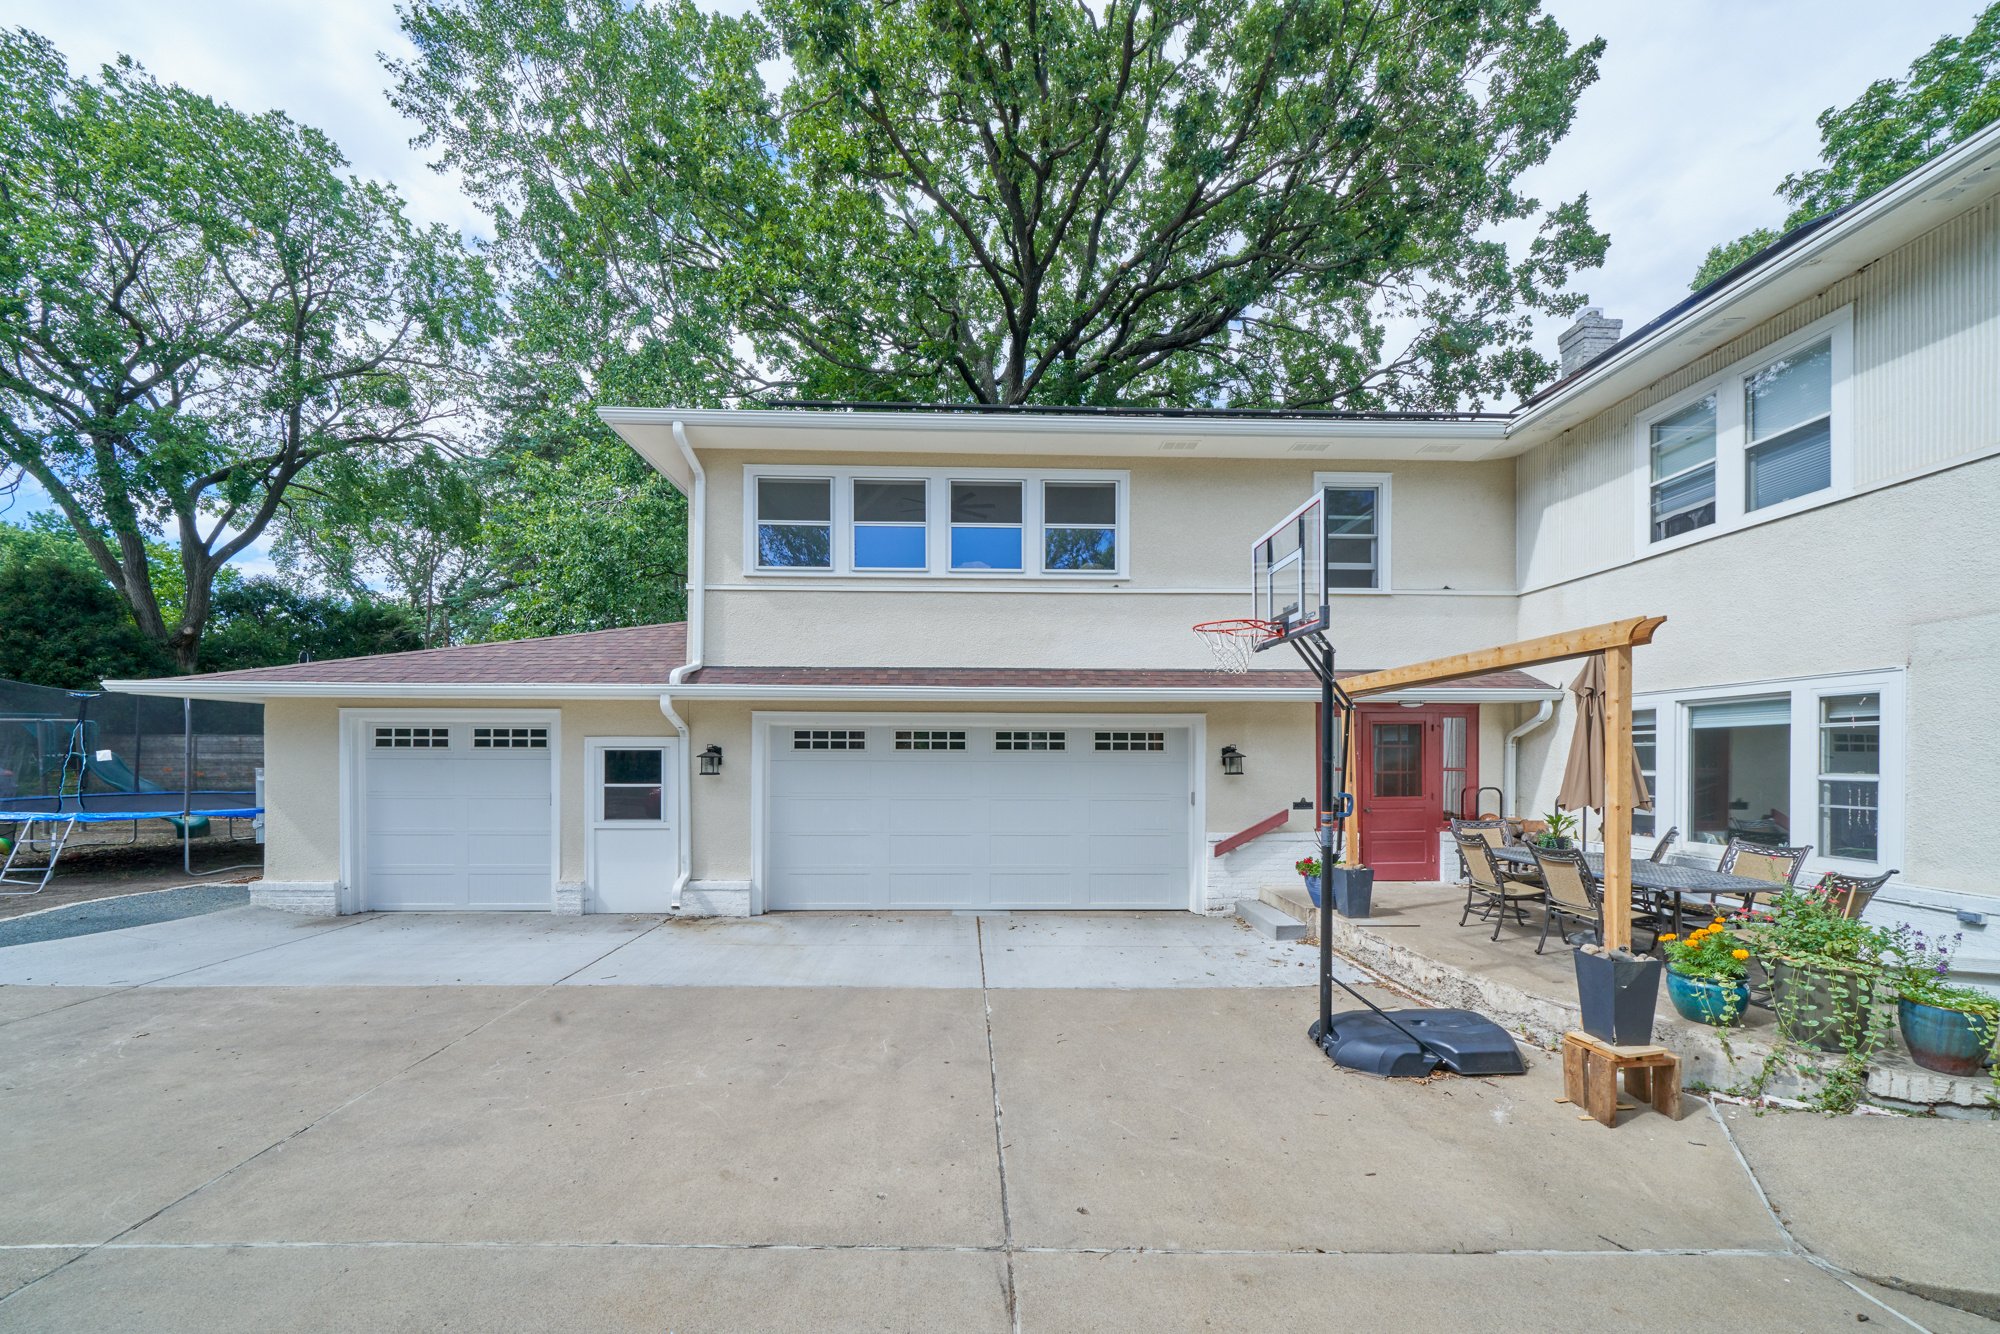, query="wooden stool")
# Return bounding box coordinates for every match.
[1561,1030,1683,1128]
